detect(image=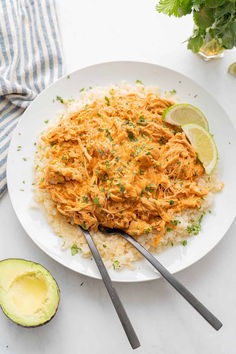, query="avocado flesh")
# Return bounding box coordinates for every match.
[0,259,60,327]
